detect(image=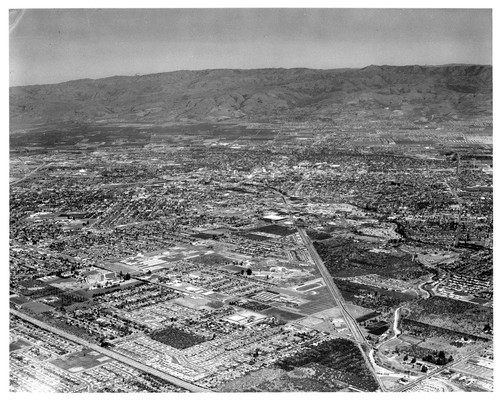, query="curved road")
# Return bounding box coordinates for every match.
[392,307,402,338]
[374,307,404,360]
[417,280,432,299]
